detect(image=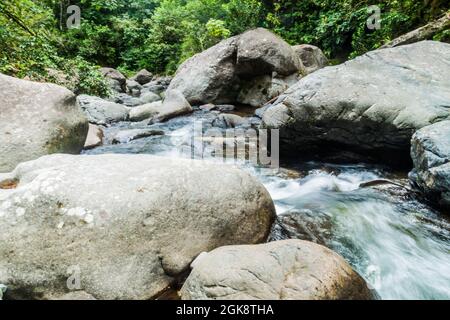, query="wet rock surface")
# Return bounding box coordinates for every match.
[112,129,164,144]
